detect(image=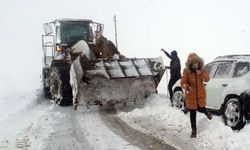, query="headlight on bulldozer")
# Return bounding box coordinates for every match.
[56,45,61,51]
